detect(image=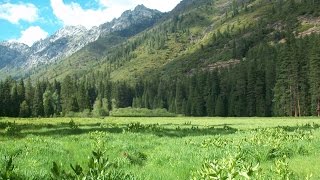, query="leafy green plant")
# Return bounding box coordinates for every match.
[51,150,135,180]
[192,153,260,180]
[272,156,296,180]
[0,156,22,180]
[4,122,21,136]
[126,122,144,132]
[123,151,147,166]
[200,136,231,148]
